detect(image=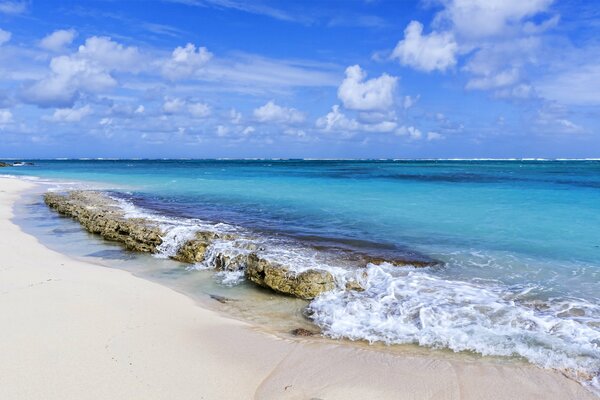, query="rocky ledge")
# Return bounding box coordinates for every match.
[44,190,338,300]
